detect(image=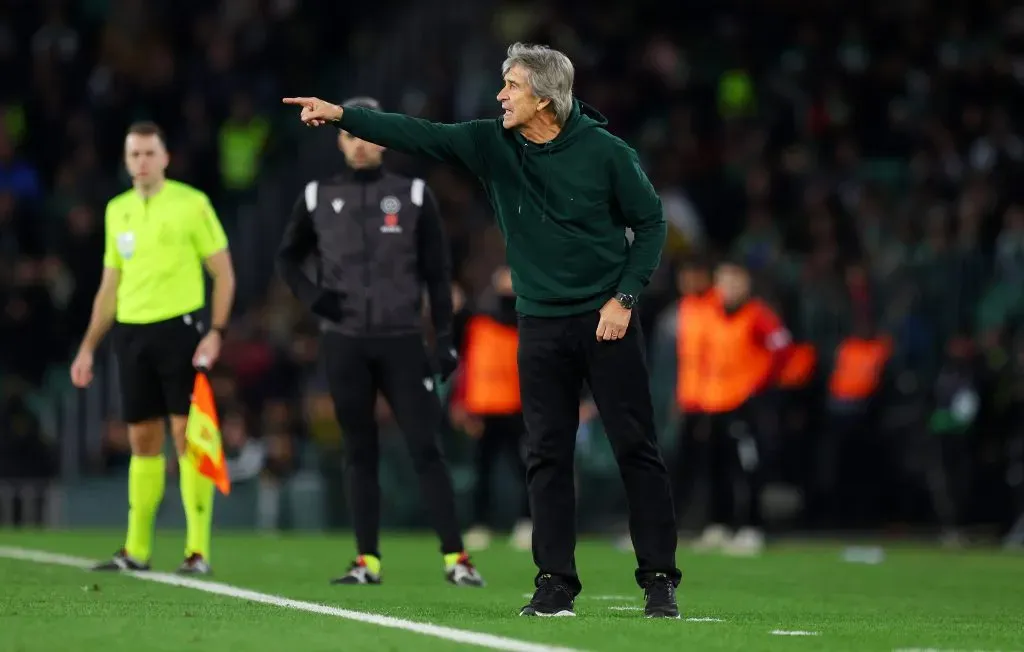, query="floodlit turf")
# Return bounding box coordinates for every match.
[1,530,1022,651]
